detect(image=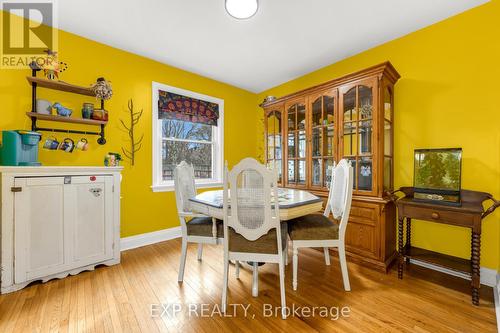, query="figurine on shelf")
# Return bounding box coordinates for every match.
[92,78,113,101]
[40,50,68,80]
[53,102,73,117]
[263,96,276,104]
